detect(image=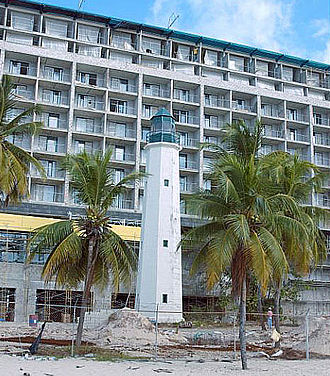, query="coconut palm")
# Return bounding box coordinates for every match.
[0,74,44,206]
[182,120,326,369]
[27,148,143,346]
[260,152,328,331]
